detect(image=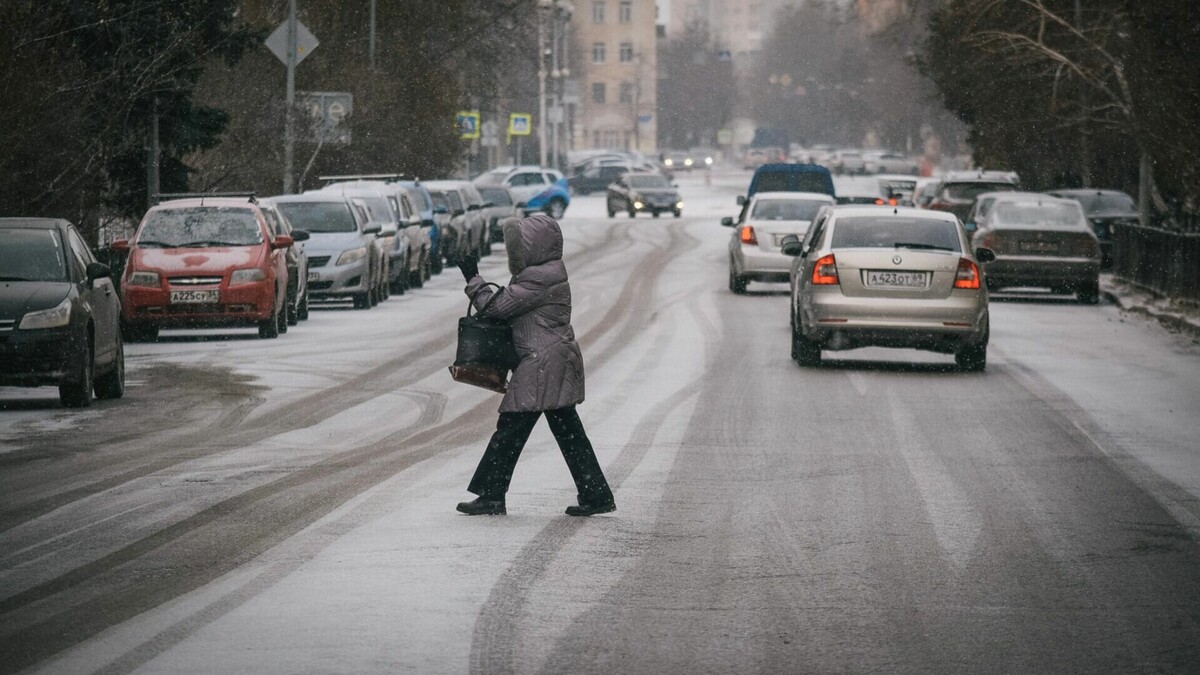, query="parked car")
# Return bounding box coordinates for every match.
[690,147,719,167]
[309,186,403,297]
[425,180,489,260]
[864,151,920,175]
[606,172,683,218]
[115,195,294,340]
[474,166,570,220]
[876,175,919,206]
[569,164,633,195]
[476,185,518,242]
[317,181,432,291]
[1043,188,1137,268]
[831,150,867,175]
[270,194,384,310]
[723,192,836,294]
[782,206,994,370]
[258,198,312,325]
[426,187,470,266]
[0,218,125,407]
[962,191,1045,233]
[971,195,1101,303]
[394,181,441,275]
[921,170,1021,222]
[743,147,785,170]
